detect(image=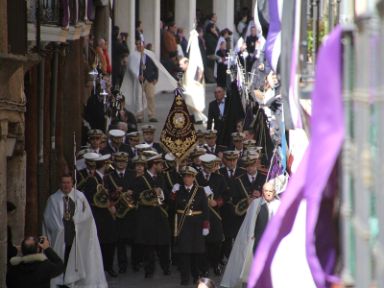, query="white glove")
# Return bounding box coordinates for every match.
[202,228,210,236]
[172,183,180,193]
[203,186,213,197]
